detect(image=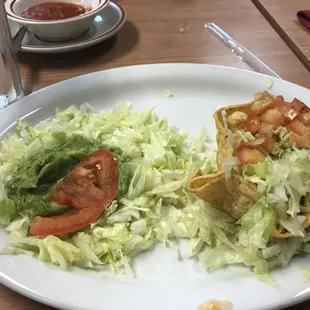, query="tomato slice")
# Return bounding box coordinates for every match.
[30,207,103,236]
[30,149,118,236]
[251,92,275,115]
[237,121,246,130]
[236,145,266,164]
[283,108,298,122]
